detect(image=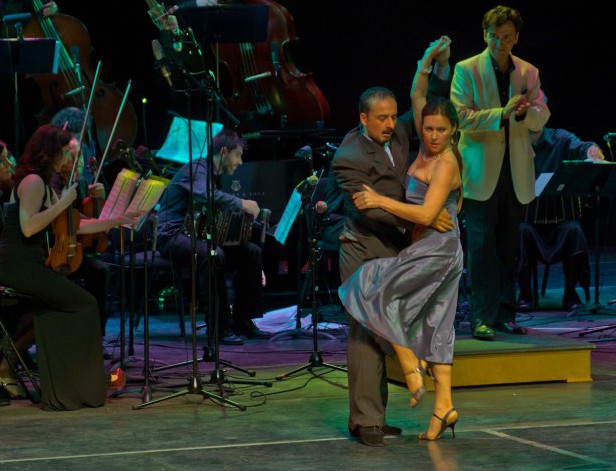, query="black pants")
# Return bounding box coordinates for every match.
[518,221,590,307]
[162,233,263,333]
[464,162,523,327]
